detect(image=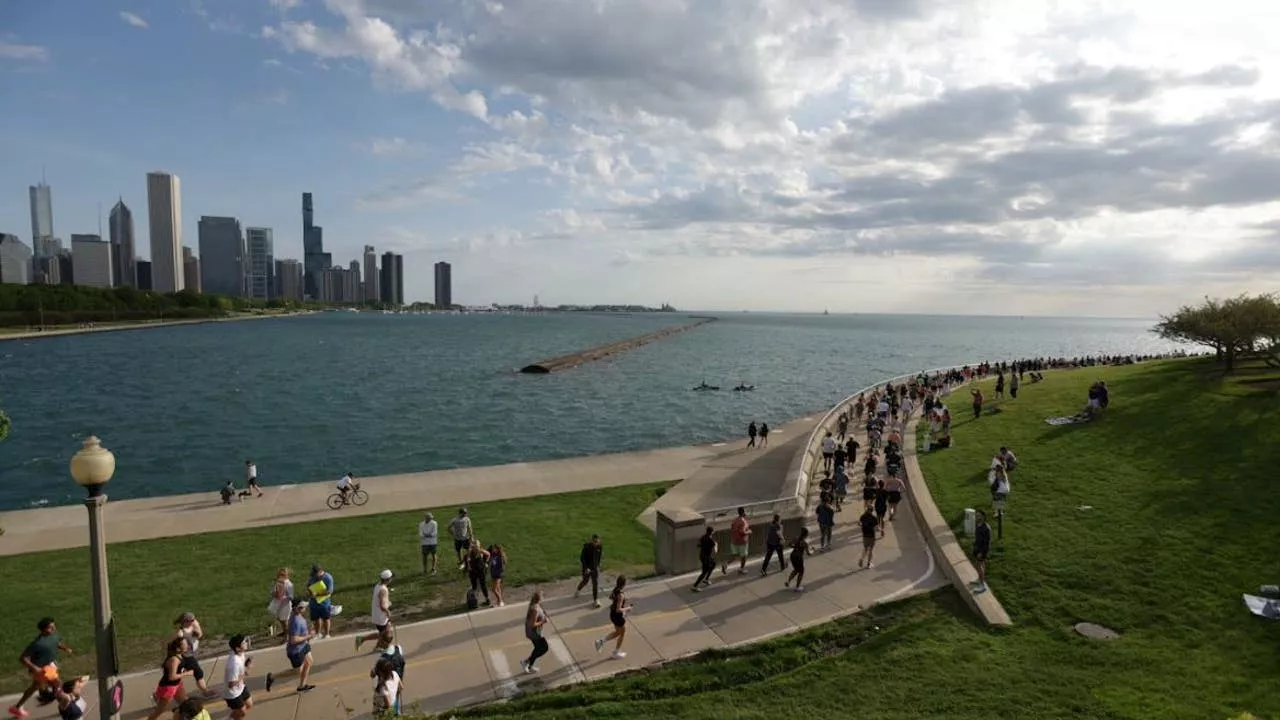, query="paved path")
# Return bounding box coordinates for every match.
[0,311,313,343]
